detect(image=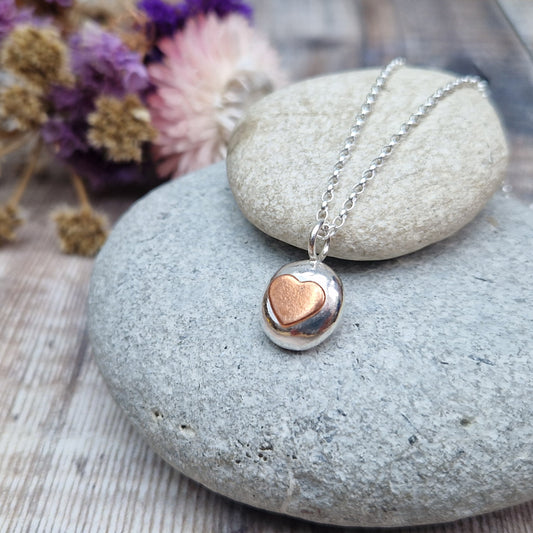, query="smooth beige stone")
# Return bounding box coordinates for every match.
[226,67,508,260]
